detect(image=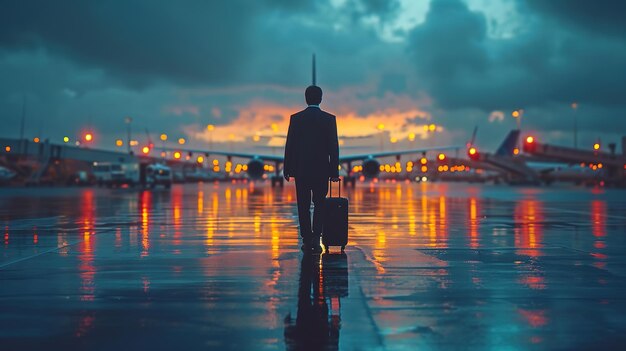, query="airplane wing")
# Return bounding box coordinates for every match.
[338,145,463,163]
[160,145,461,164]
[159,147,285,162]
